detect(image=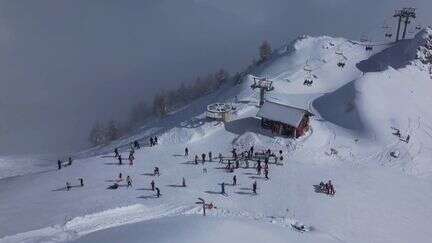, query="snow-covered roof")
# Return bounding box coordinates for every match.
[256,101,308,127]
